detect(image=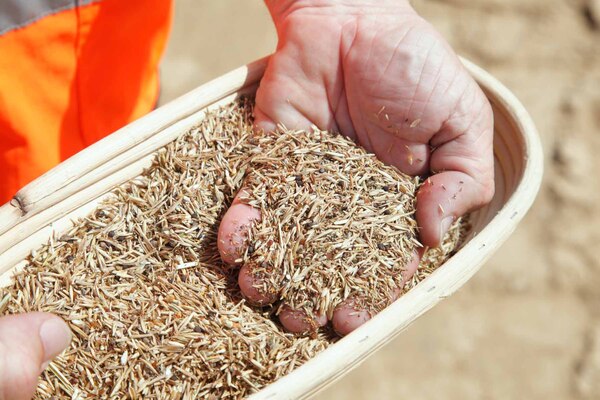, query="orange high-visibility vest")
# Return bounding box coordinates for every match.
[0,0,173,203]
